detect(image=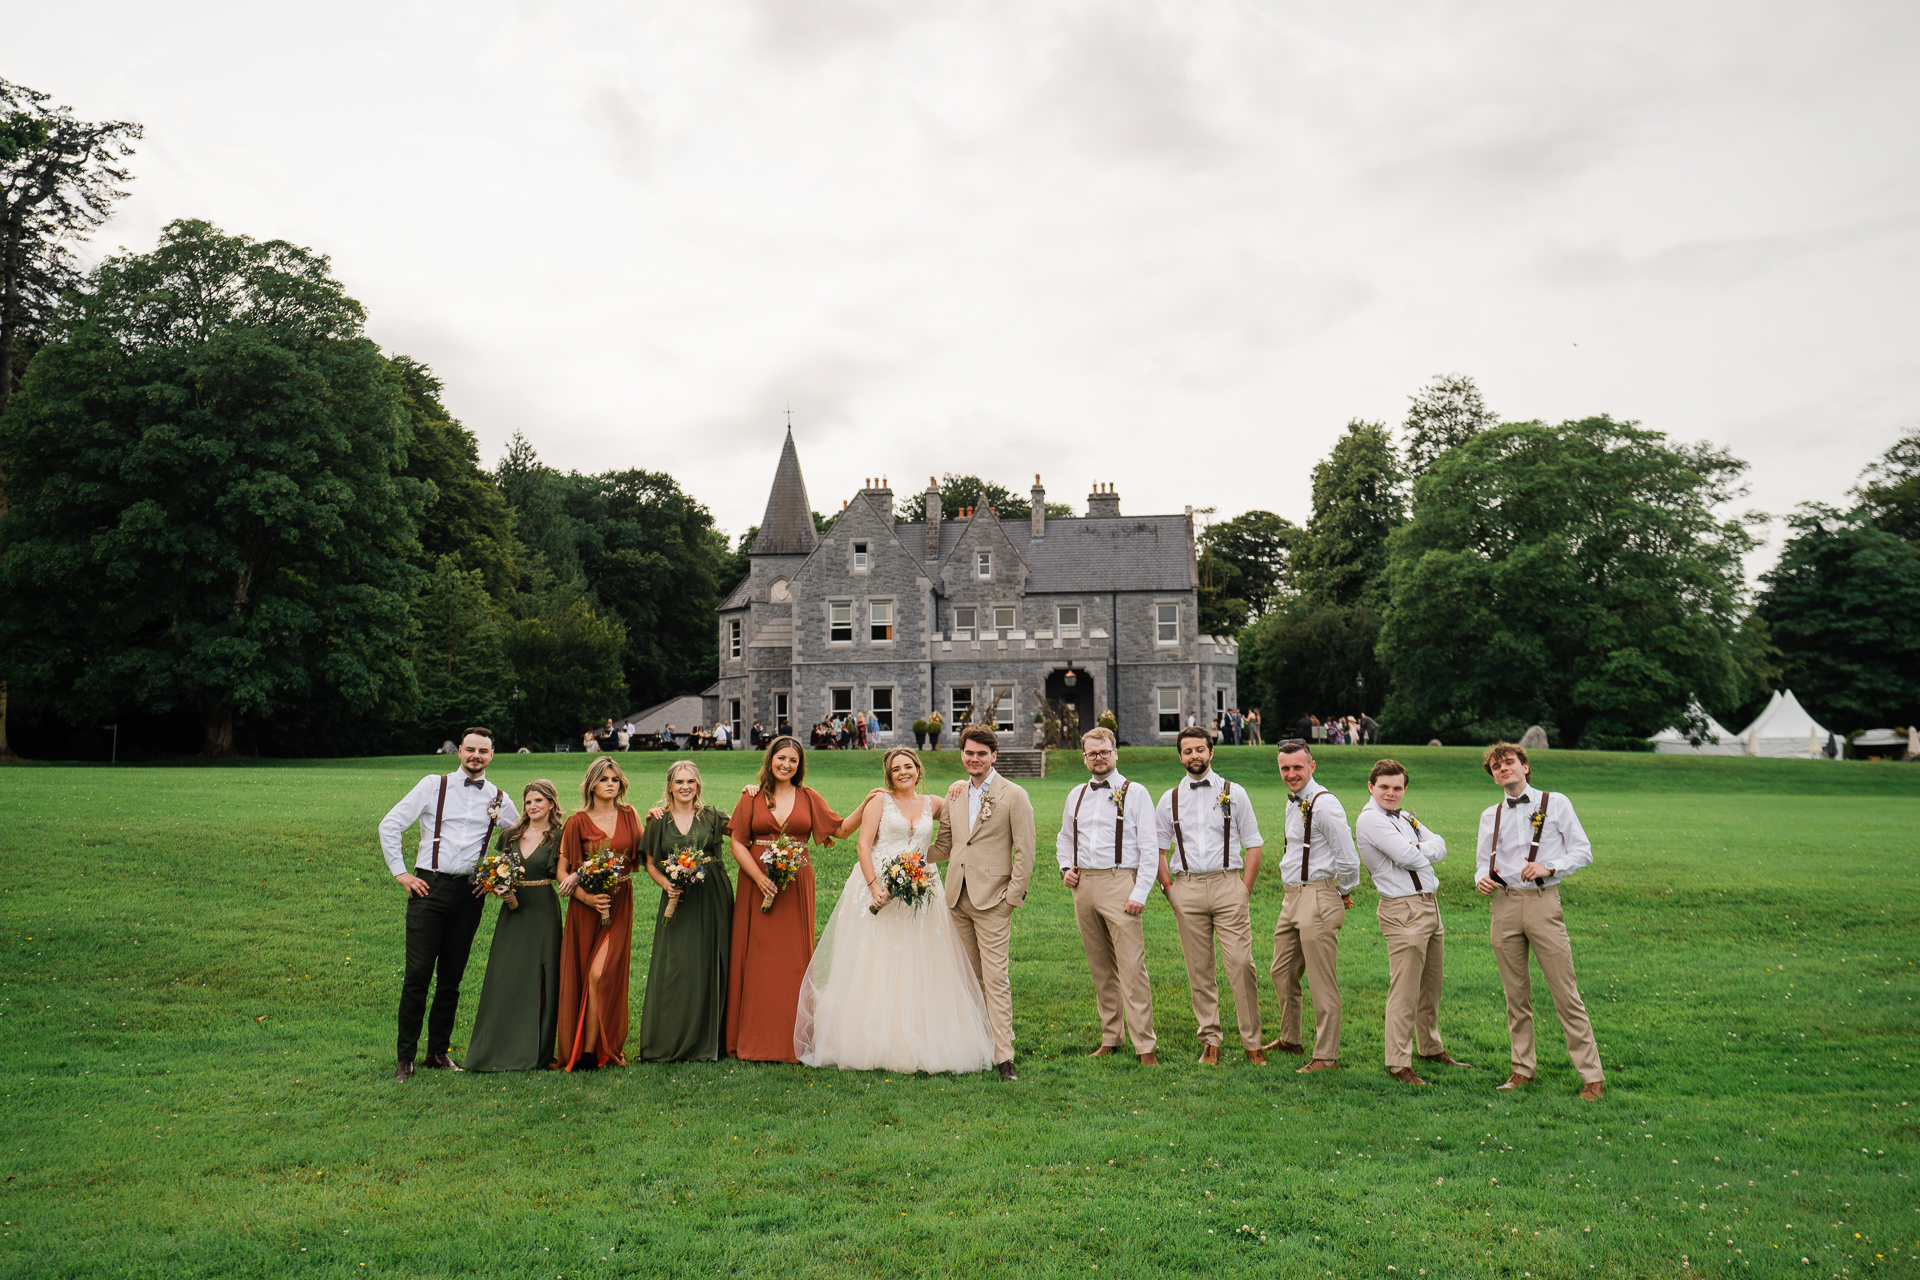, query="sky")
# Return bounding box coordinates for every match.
[13,0,1920,570]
